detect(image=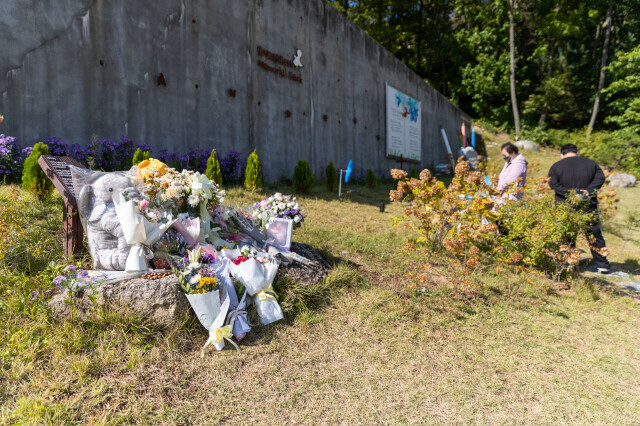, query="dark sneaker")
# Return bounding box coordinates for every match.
[584,265,629,278]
